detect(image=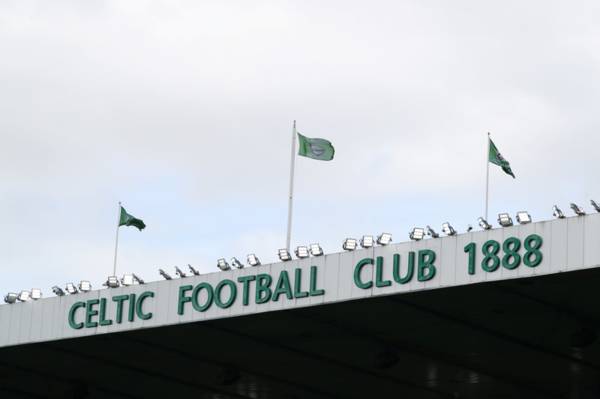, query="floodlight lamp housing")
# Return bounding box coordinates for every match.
[231,257,244,269]
[360,235,374,248]
[516,211,532,225]
[79,280,92,292]
[497,213,513,227]
[426,226,439,238]
[309,243,324,256]
[591,200,600,213]
[278,249,292,262]
[30,289,42,300]
[441,223,457,236]
[295,246,310,259]
[121,274,135,286]
[18,290,31,302]
[571,203,586,216]
[377,233,393,246]
[65,283,78,294]
[409,228,425,241]
[159,269,173,280]
[343,238,358,251]
[217,259,231,271]
[467,225,473,232]
[478,217,492,230]
[553,205,565,219]
[52,286,65,296]
[4,293,18,304]
[247,254,261,266]
[104,276,120,288]
[188,264,200,275]
[175,266,187,277]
